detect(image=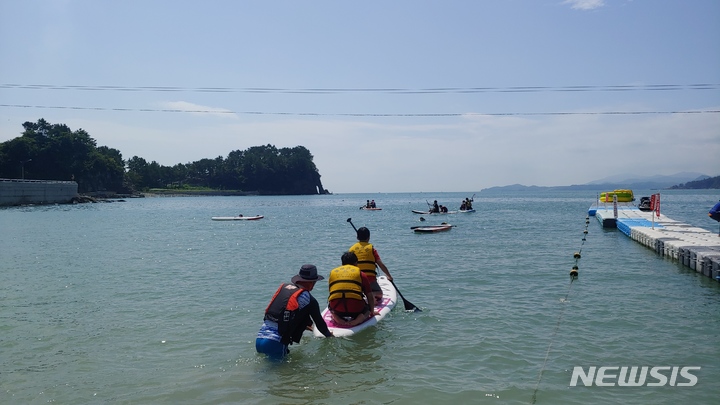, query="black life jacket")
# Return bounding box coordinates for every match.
[264,283,310,345]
